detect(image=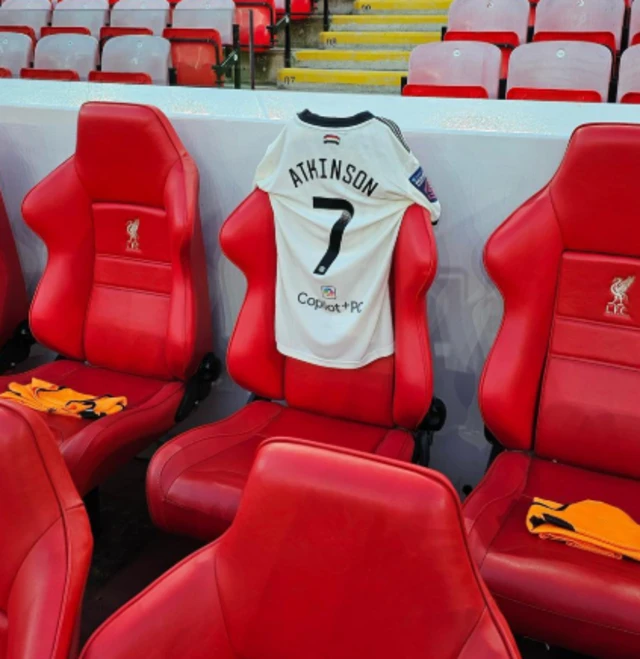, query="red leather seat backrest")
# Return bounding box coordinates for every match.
[0,190,27,348]
[482,123,640,478]
[22,102,212,381]
[0,402,92,659]
[221,189,436,429]
[215,439,520,658]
